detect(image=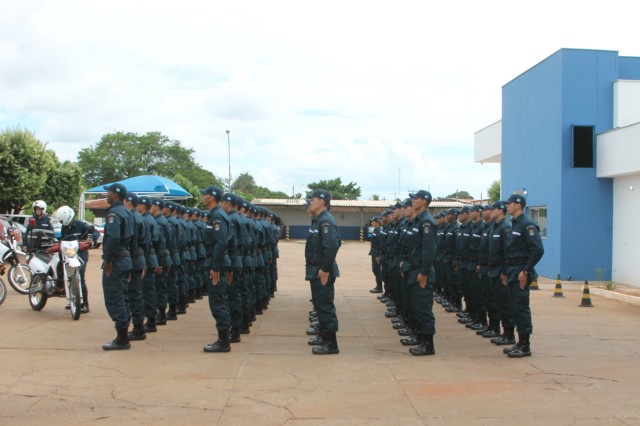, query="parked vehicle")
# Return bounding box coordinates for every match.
[0,265,6,305]
[6,214,62,238]
[0,217,31,294]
